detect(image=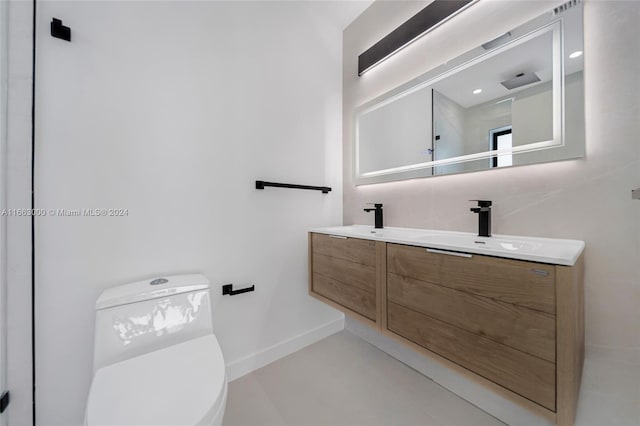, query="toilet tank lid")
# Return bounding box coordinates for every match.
[96,274,210,310]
